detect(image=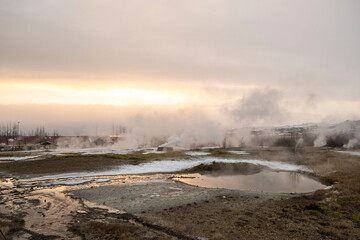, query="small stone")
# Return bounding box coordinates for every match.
[13,200,25,205]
